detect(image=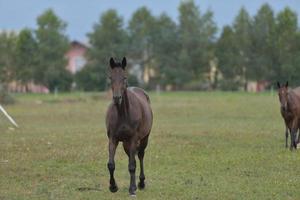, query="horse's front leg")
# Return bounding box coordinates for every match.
[290,119,298,150]
[138,135,149,190]
[128,140,137,196]
[290,128,297,150]
[108,138,118,192]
